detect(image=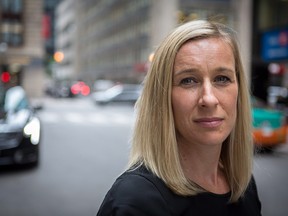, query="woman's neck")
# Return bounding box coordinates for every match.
[178,141,230,194]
